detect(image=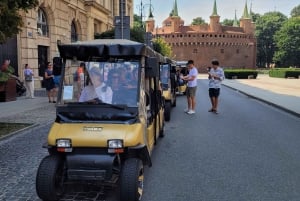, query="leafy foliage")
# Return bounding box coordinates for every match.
[269,68,300,78]
[273,17,300,67]
[250,12,261,23]
[0,0,39,43]
[130,27,145,43]
[133,14,143,28]
[94,27,145,43]
[221,19,234,26]
[291,4,300,17]
[94,29,115,39]
[152,37,172,57]
[224,69,258,79]
[191,17,206,25]
[255,11,288,67]
[0,122,32,138]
